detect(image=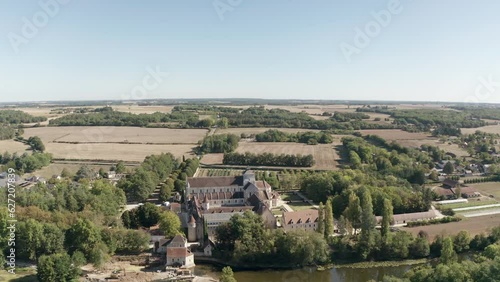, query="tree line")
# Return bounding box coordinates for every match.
[49,108,202,128]
[255,129,333,144]
[0,151,52,175]
[220,106,395,130]
[0,110,47,124]
[223,152,315,167]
